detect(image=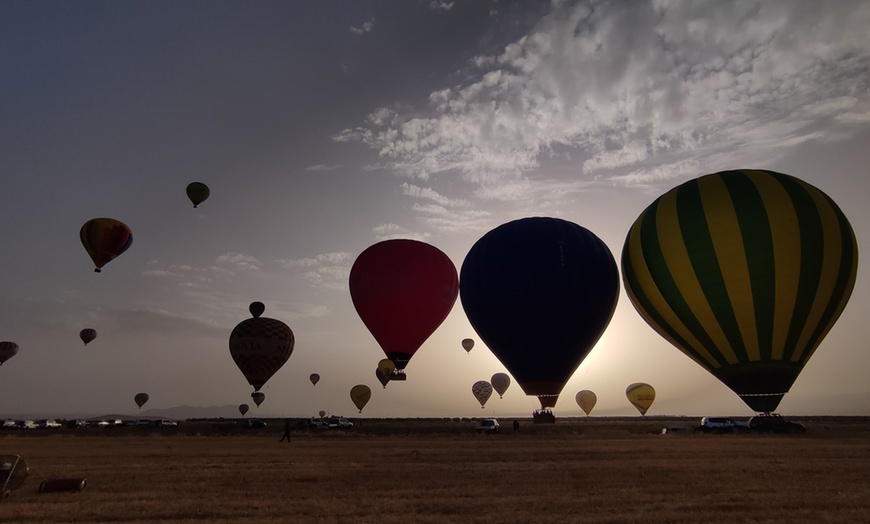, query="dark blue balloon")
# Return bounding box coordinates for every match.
[460,217,619,408]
